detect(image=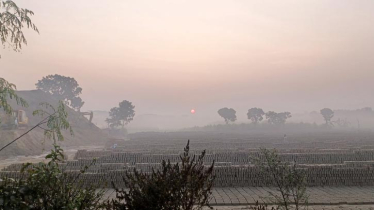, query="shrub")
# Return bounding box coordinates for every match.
[255,148,308,210]
[106,140,215,210]
[0,145,106,210]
